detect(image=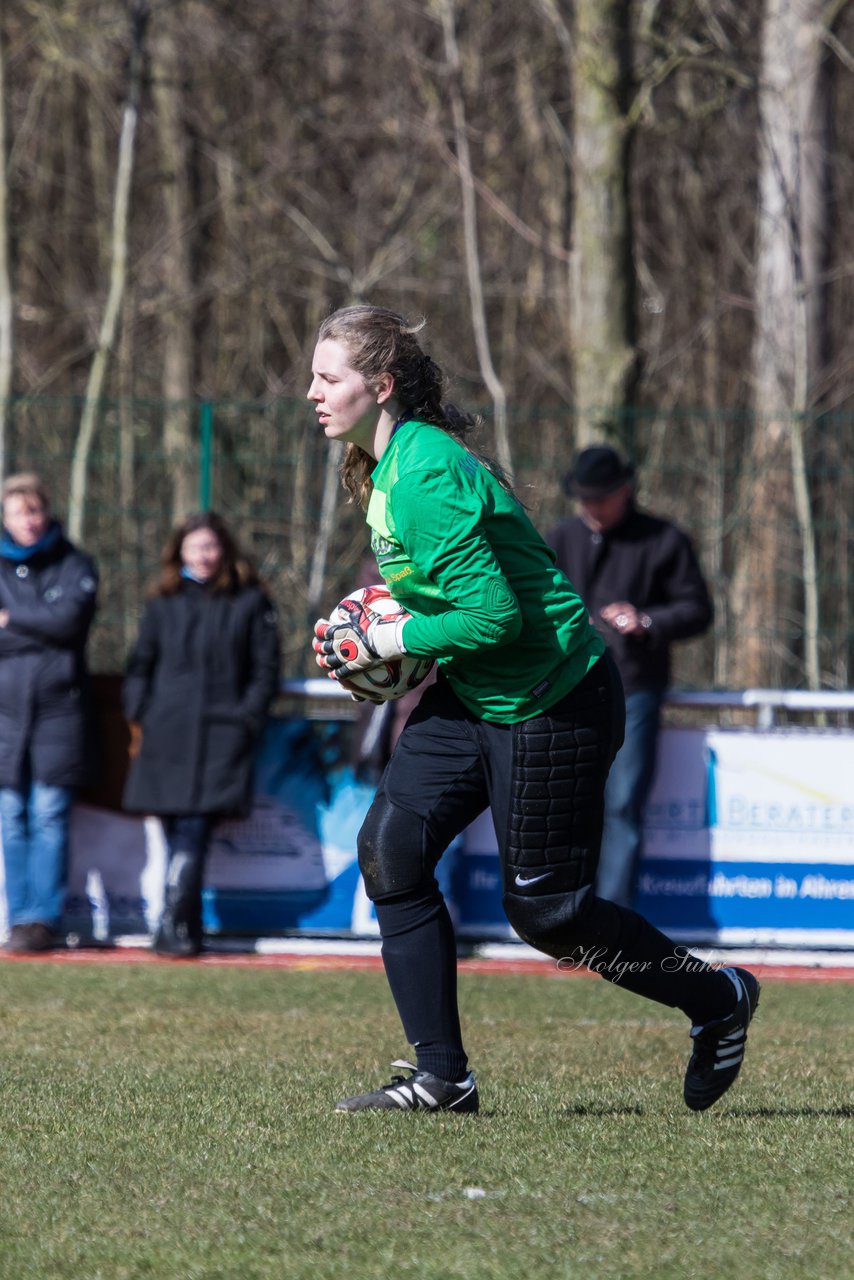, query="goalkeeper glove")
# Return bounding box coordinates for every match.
[313,605,408,678]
